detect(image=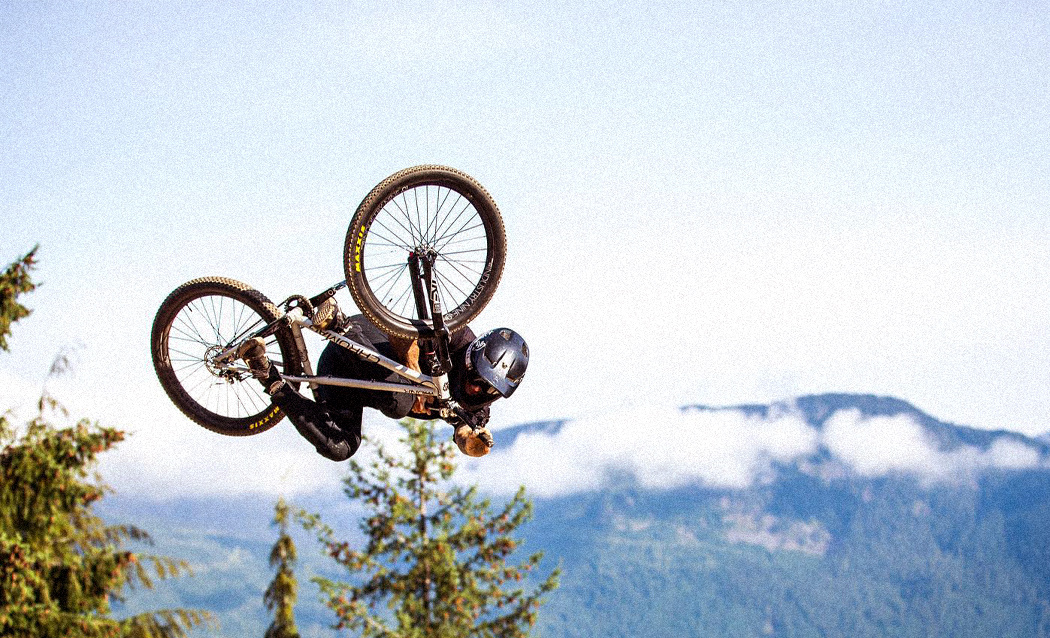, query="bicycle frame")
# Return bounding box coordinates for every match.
[217,251,460,417]
[281,306,441,399]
